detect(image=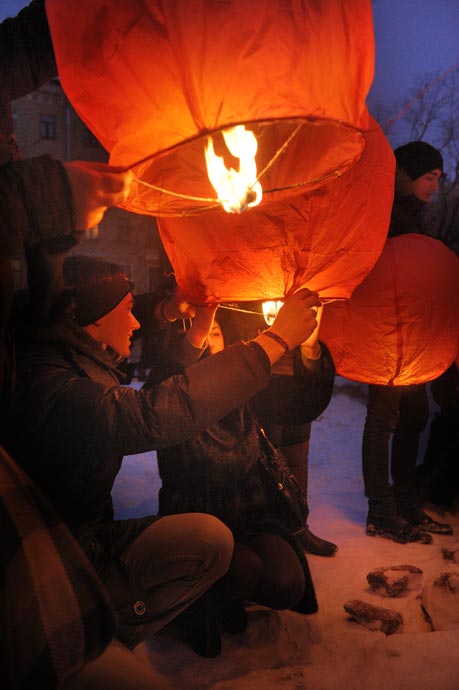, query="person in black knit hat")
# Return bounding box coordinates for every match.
[388,140,444,237]
[362,140,453,545]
